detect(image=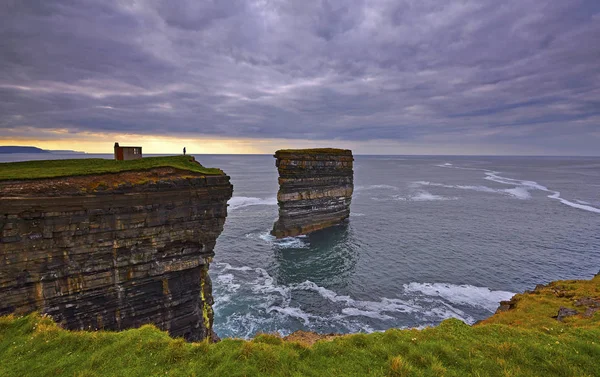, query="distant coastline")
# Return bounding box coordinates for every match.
[0,146,85,154]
